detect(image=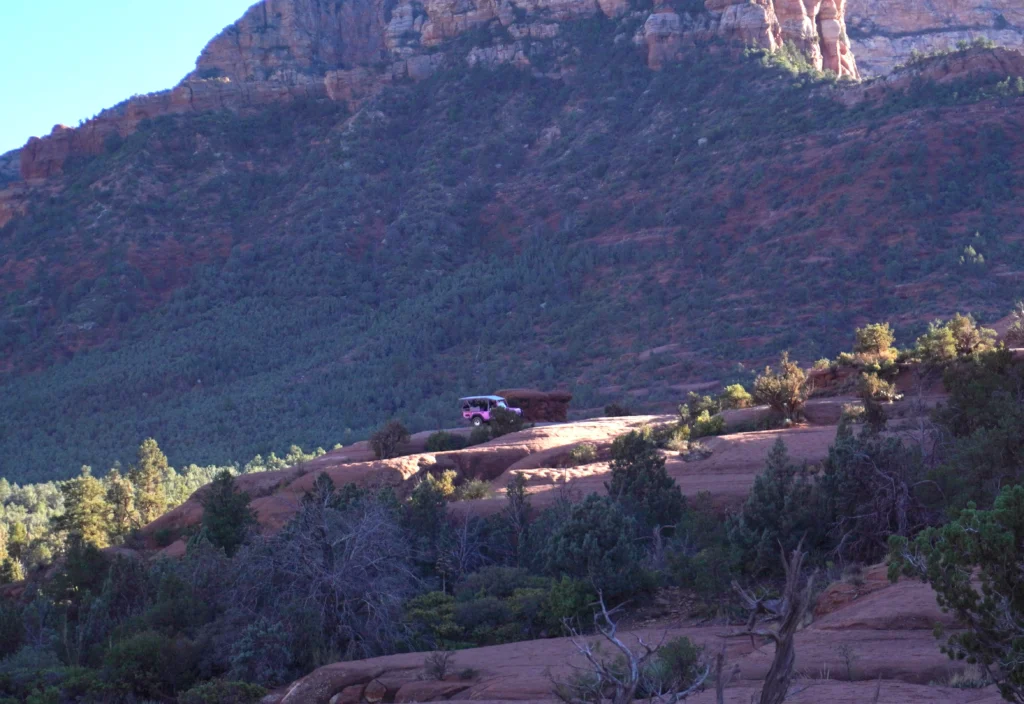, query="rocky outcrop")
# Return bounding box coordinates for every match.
[18,0,862,182]
[639,1,858,77]
[495,388,573,422]
[847,0,1024,76]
